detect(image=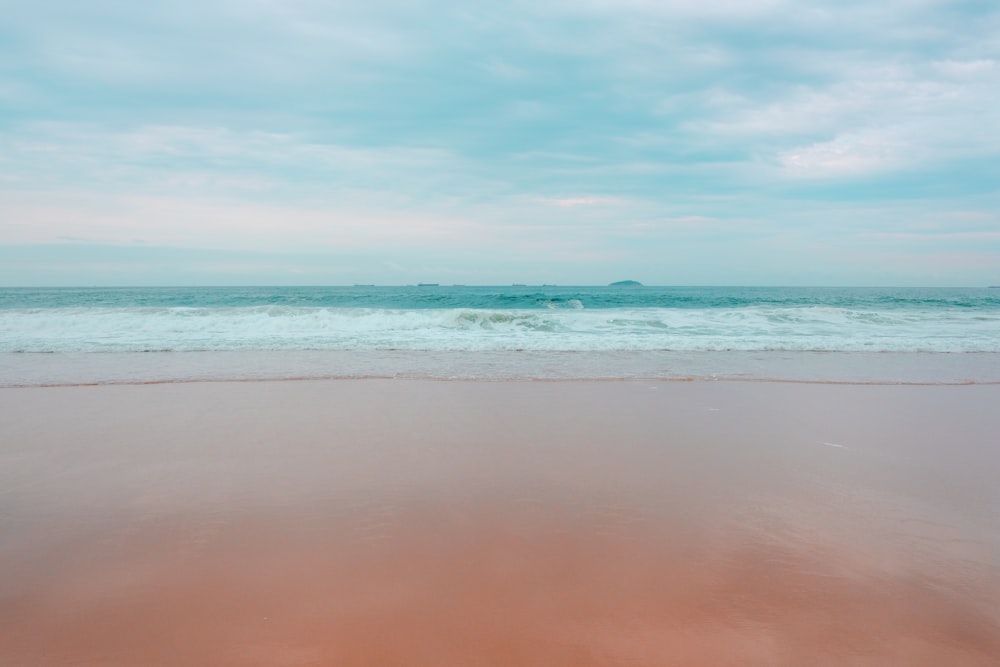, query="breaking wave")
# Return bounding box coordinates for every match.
[2,304,998,353]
